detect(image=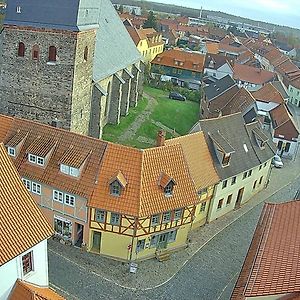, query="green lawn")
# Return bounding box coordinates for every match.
[102,86,200,149]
